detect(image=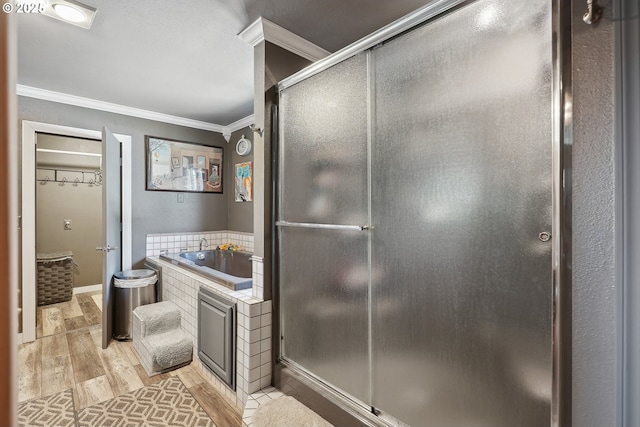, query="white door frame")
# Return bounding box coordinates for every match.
[20,120,132,343]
